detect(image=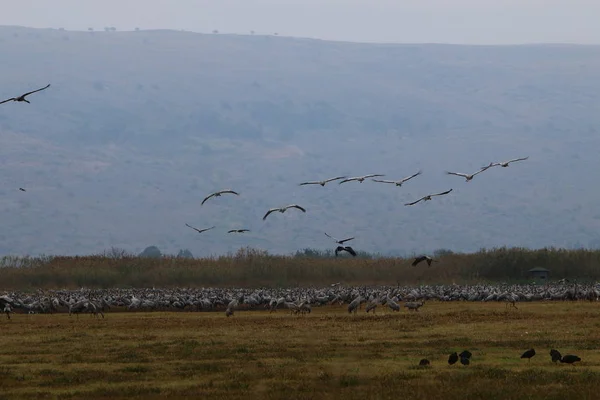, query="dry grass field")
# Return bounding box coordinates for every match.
[2,302,600,400]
